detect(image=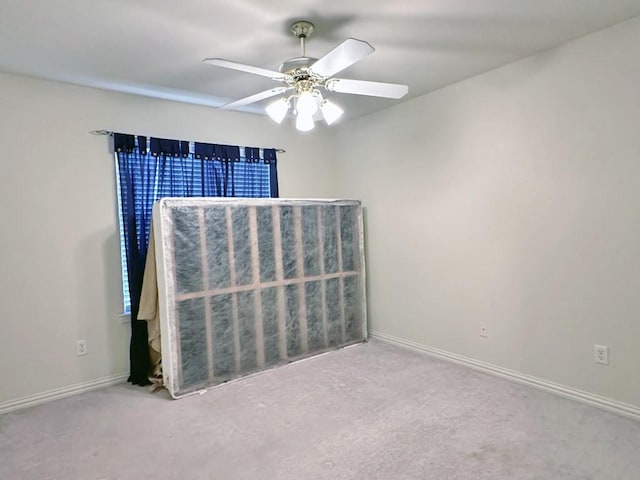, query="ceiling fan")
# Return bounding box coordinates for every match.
[203,21,409,131]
